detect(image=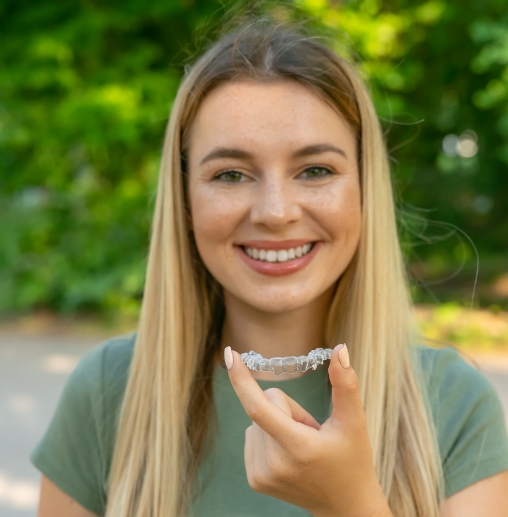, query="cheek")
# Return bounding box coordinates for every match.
[337,193,362,236]
[189,186,247,249]
[311,181,362,241]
